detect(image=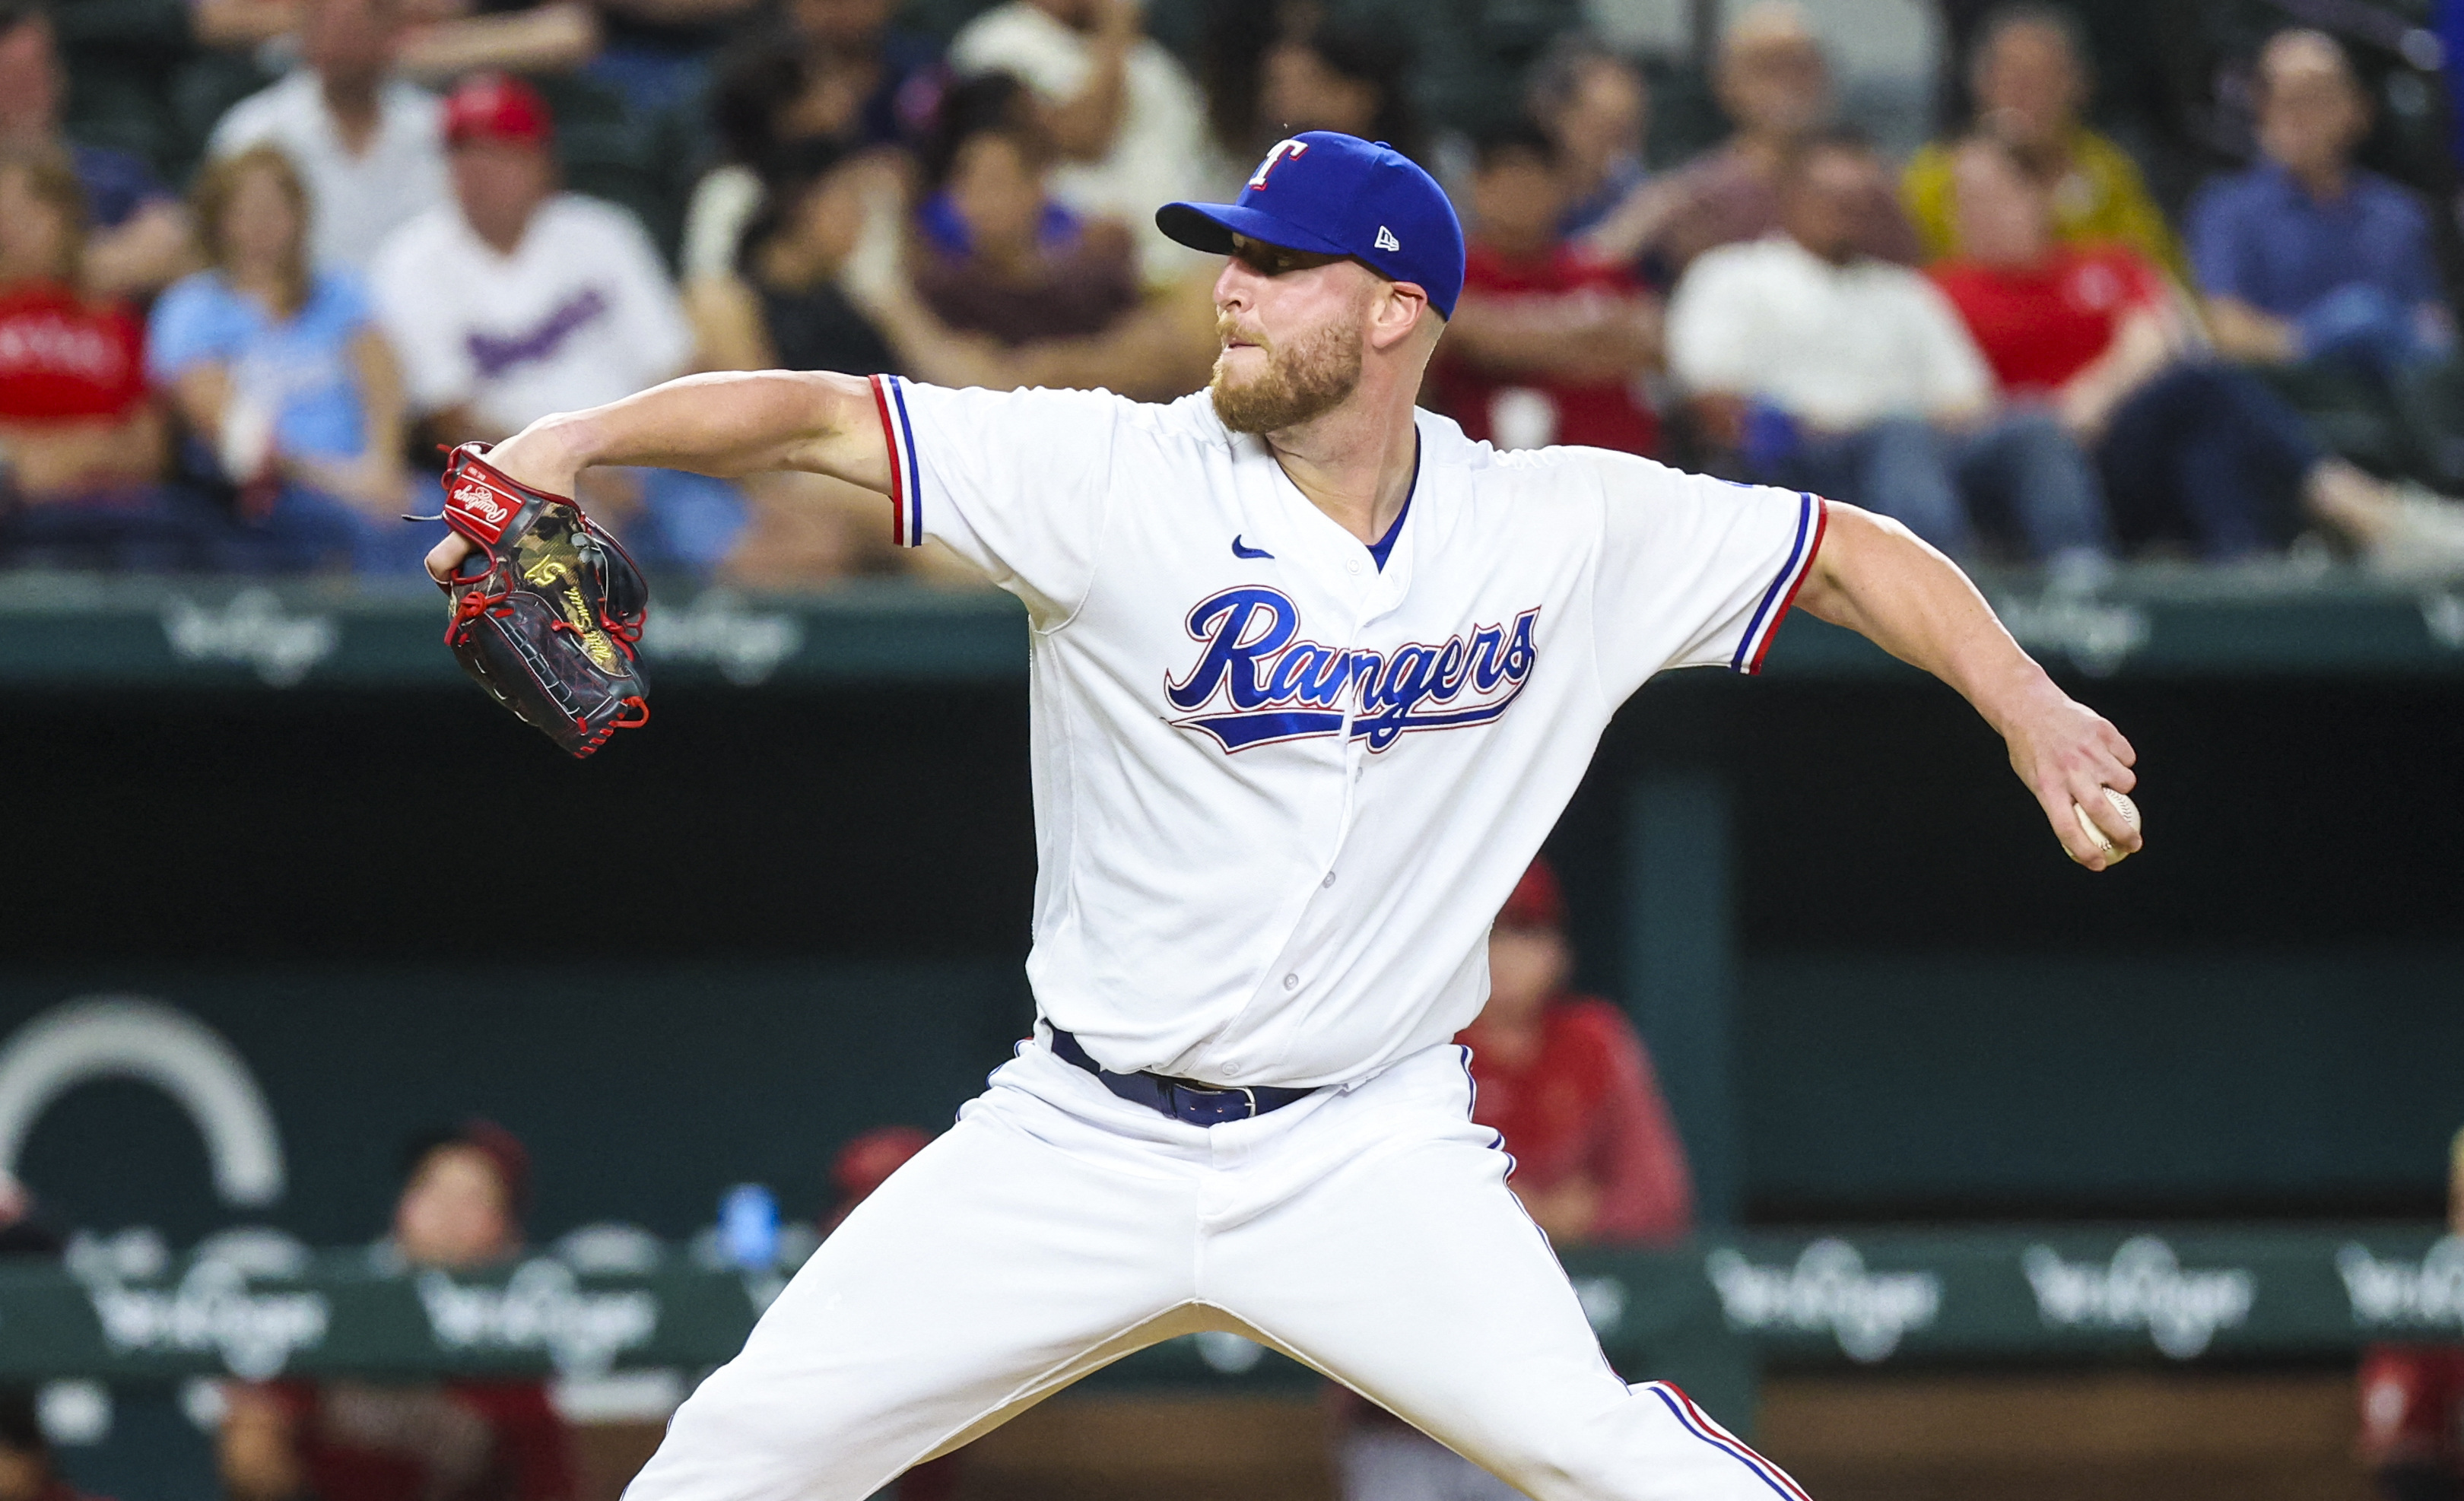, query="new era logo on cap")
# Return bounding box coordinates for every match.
[1154,132,1466,319]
